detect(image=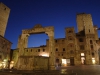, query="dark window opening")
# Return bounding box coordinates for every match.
[91,45,93,50]
[92,52,94,56]
[56,48,58,51]
[0,55,2,59]
[89,29,90,32]
[31,49,32,52]
[90,40,93,44]
[79,38,83,42]
[38,49,40,52]
[62,40,64,42]
[55,40,57,43]
[62,54,63,56]
[43,49,45,52]
[56,59,59,63]
[68,30,73,33]
[63,48,65,51]
[4,8,6,10]
[58,54,60,56]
